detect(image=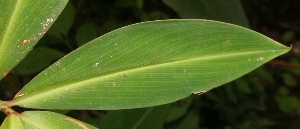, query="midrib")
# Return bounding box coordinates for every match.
[0,0,22,59]
[11,49,288,106]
